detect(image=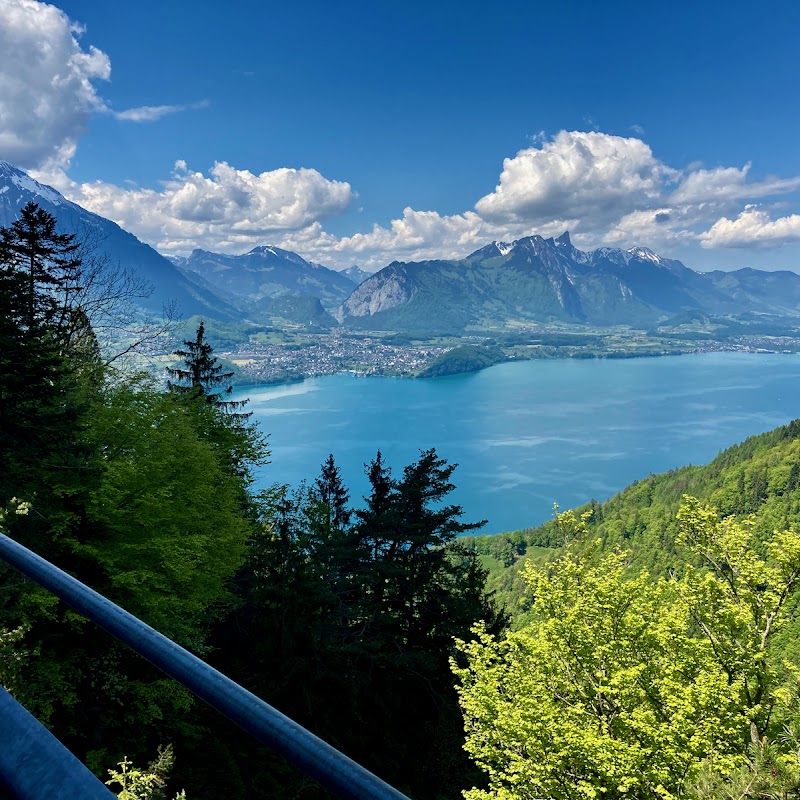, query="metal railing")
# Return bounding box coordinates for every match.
[0,531,411,800]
